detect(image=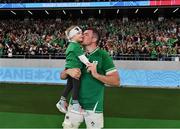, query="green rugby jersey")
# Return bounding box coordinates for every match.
[79,47,116,112]
[65,42,84,69]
